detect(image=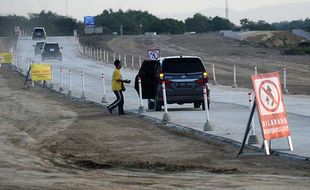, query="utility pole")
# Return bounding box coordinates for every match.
[66,0,68,17]
[225,0,229,20]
